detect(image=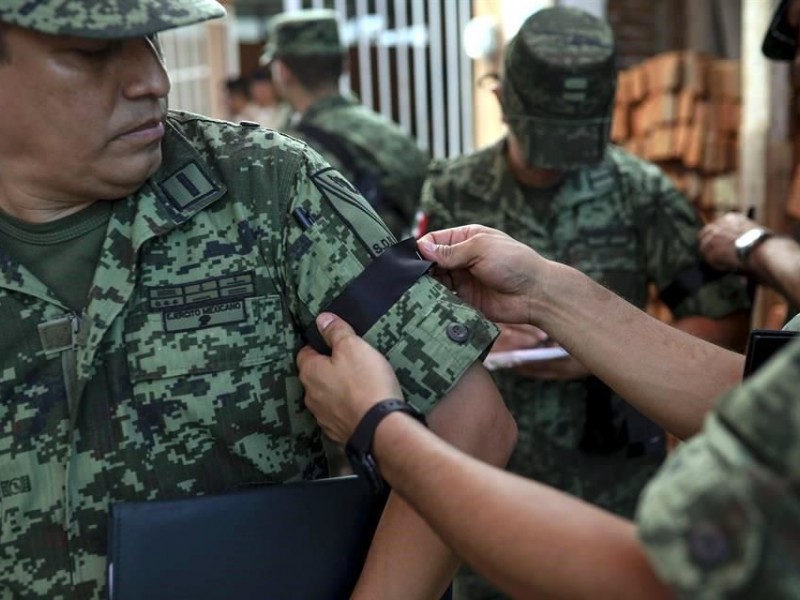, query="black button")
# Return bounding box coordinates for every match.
[239,120,261,128]
[688,522,731,569]
[447,322,470,344]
